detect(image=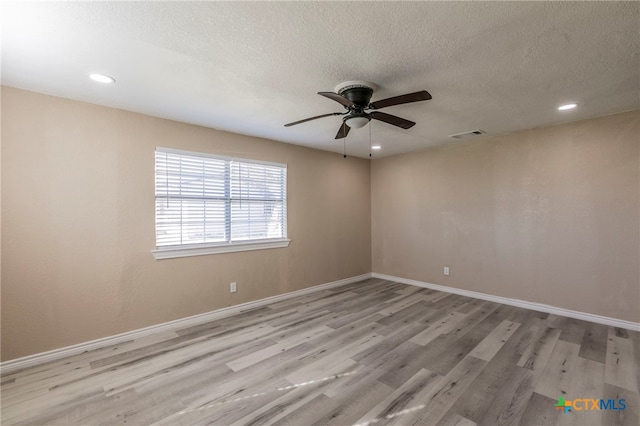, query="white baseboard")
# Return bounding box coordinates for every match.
[4,271,637,375]
[0,273,372,375]
[372,272,640,332]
